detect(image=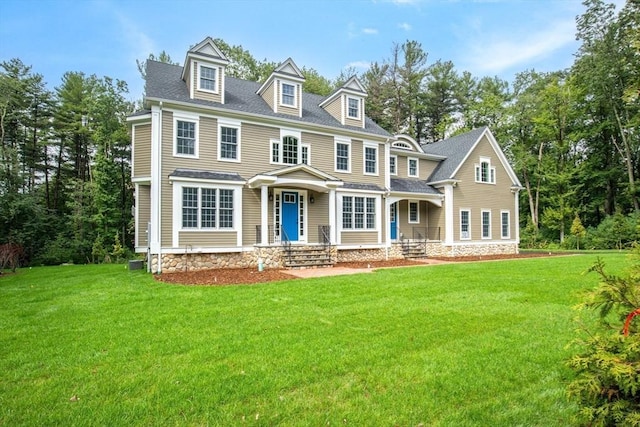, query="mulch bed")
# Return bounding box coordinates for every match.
[155,252,566,286]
